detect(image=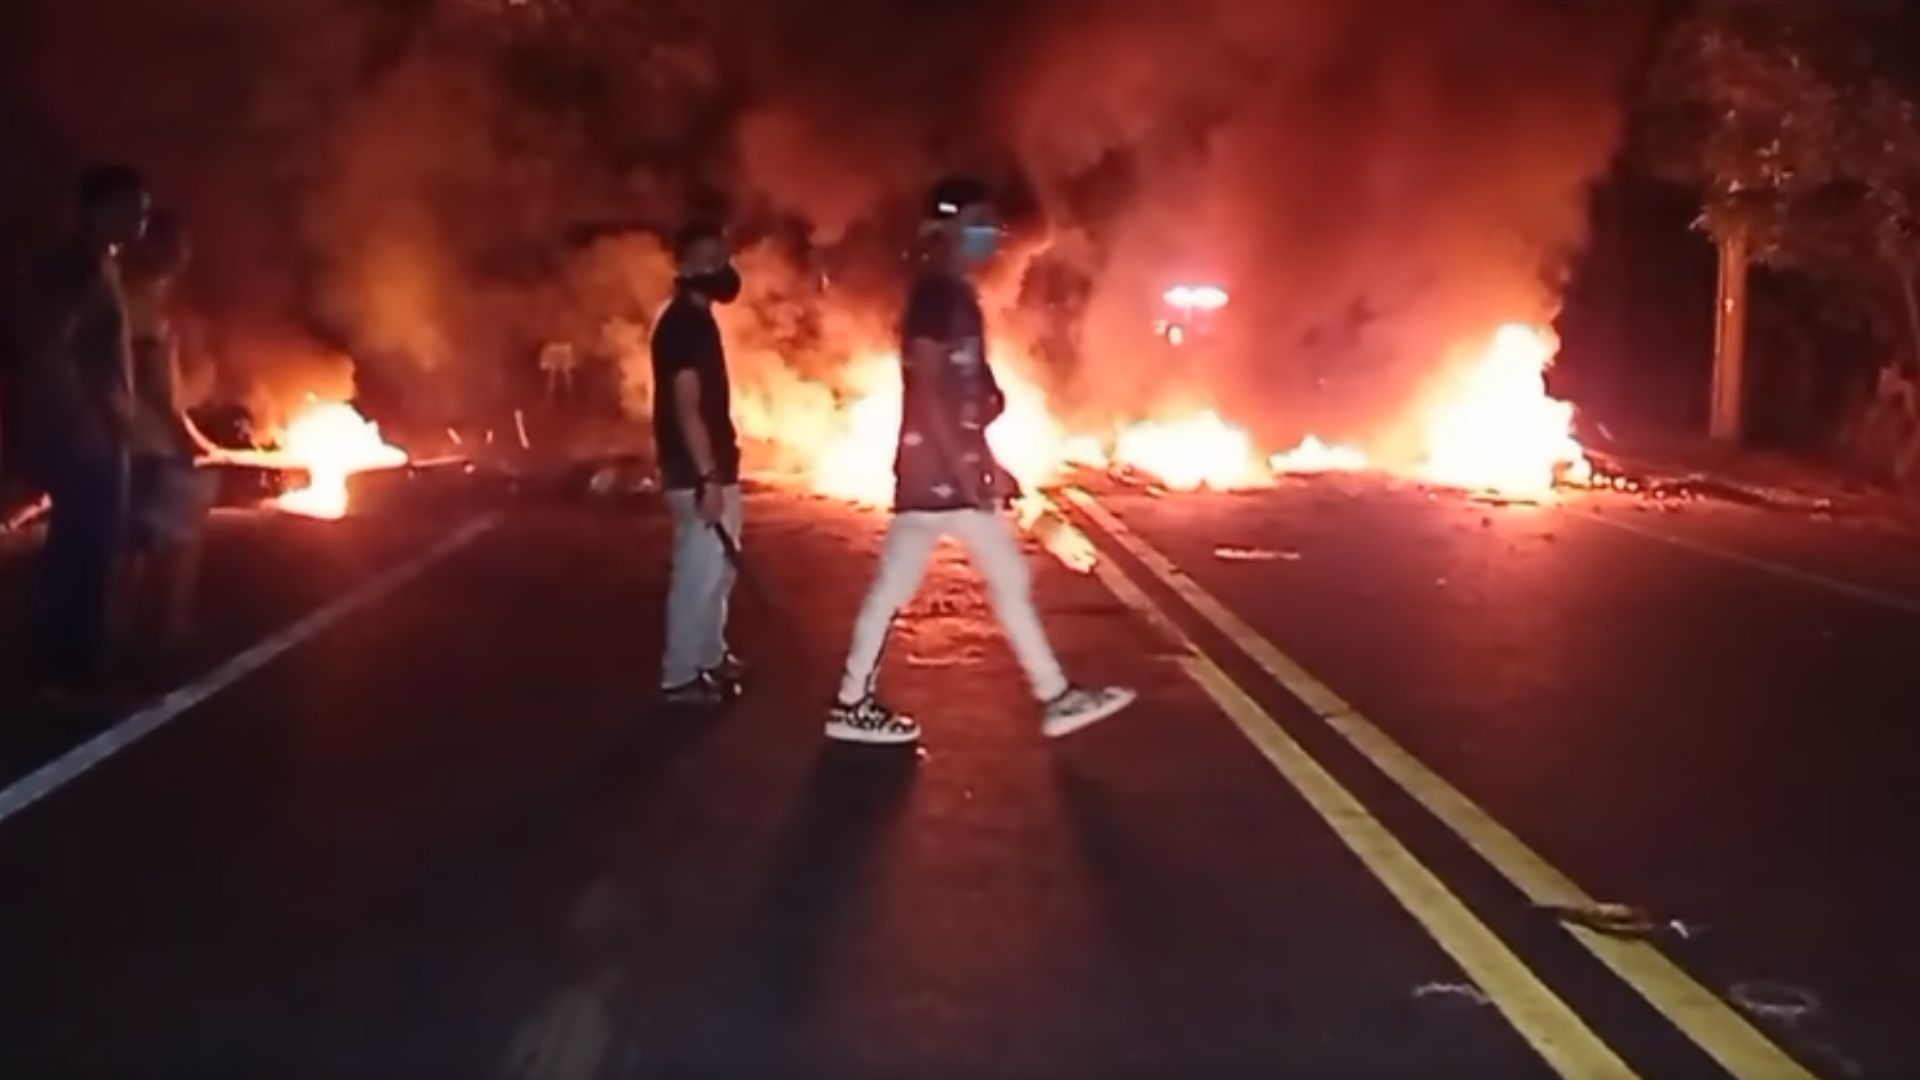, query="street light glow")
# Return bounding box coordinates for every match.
[1163,284,1230,311]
